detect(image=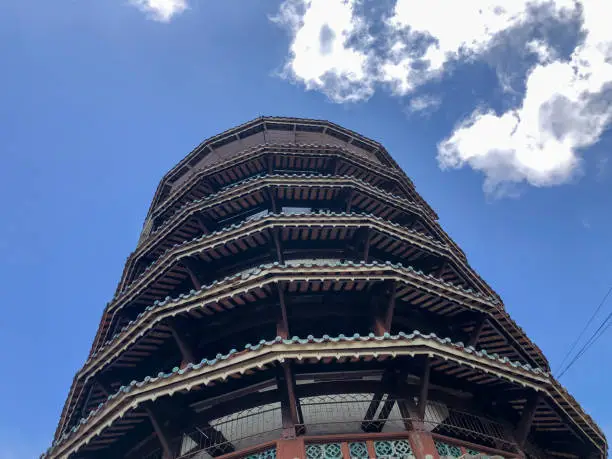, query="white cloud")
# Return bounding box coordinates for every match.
[274,0,612,195]
[382,0,574,94]
[273,0,575,100]
[406,94,442,116]
[439,0,612,194]
[129,0,187,22]
[271,0,373,102]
